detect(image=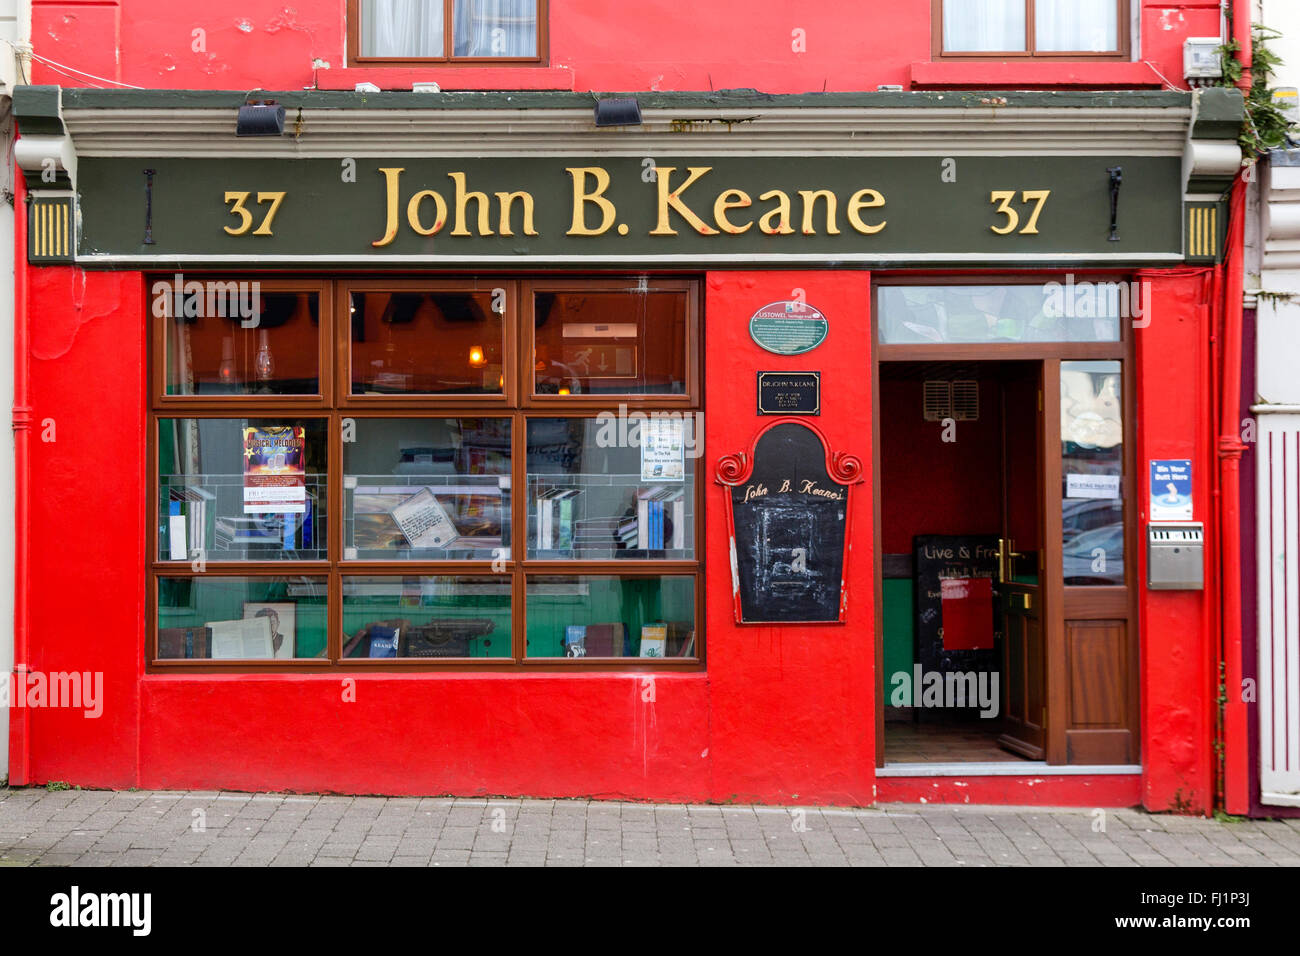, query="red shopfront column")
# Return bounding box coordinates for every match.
[704,270,877,806]
[17,266,147,789]
[1136,269,1216,814]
